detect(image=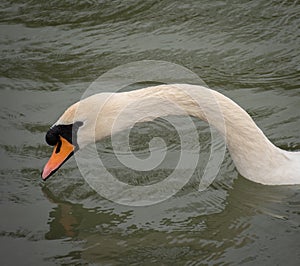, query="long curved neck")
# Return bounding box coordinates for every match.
[81,84,299,185]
